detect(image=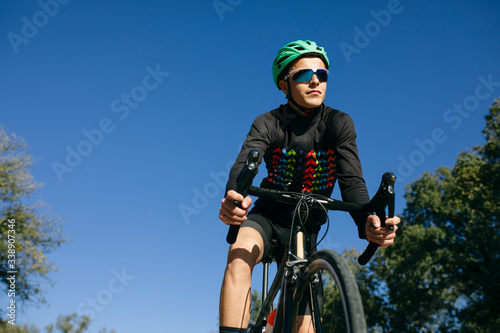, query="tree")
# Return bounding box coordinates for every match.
[360,98,500,332]
[0,313,117,333]
[0,126,68,309]
[342,249,389,331]
[0,322,40,333]
[250,289,262,325]
[45,314,90,333]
